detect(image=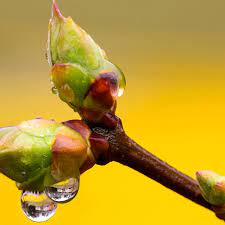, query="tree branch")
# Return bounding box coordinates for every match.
[89,117,223,219]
